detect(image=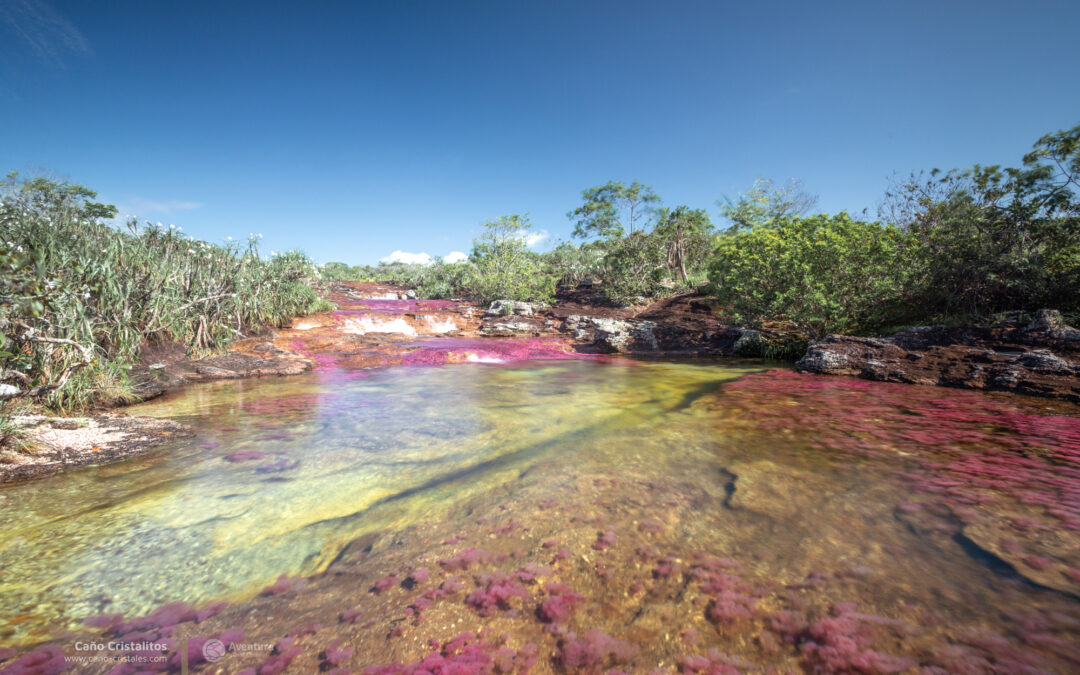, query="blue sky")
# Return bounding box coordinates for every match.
[2,0,1078,265]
